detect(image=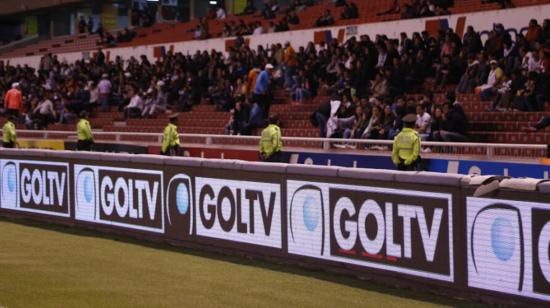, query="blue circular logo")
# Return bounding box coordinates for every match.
[302,196,319,231]
[176,183,189,215]
[6,168,15,192]
[83,175,93,203]
[491,217,516,261]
